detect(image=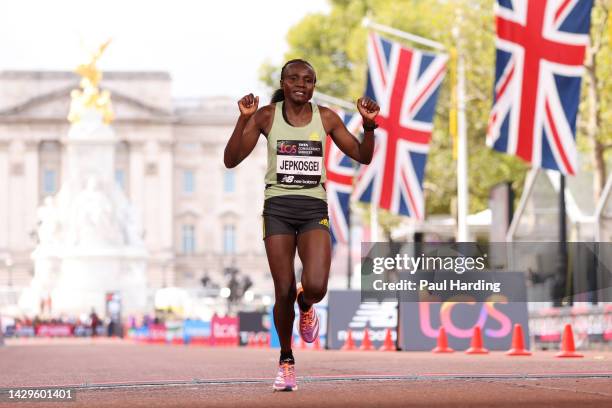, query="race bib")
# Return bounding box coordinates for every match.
[276,140,322,186]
